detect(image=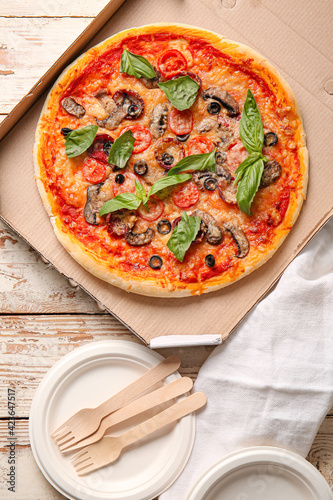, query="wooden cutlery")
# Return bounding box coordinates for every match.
[71,392,207,475]
[51,355,181,449]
